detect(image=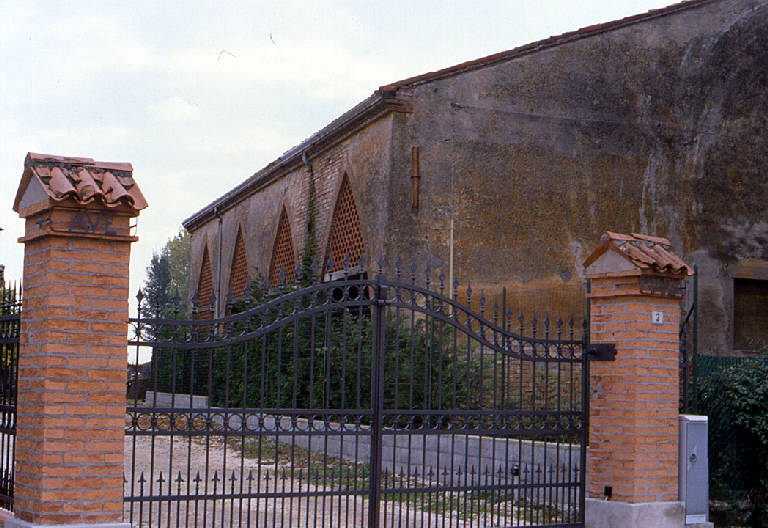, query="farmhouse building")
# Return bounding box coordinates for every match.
[183,0,768,356]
